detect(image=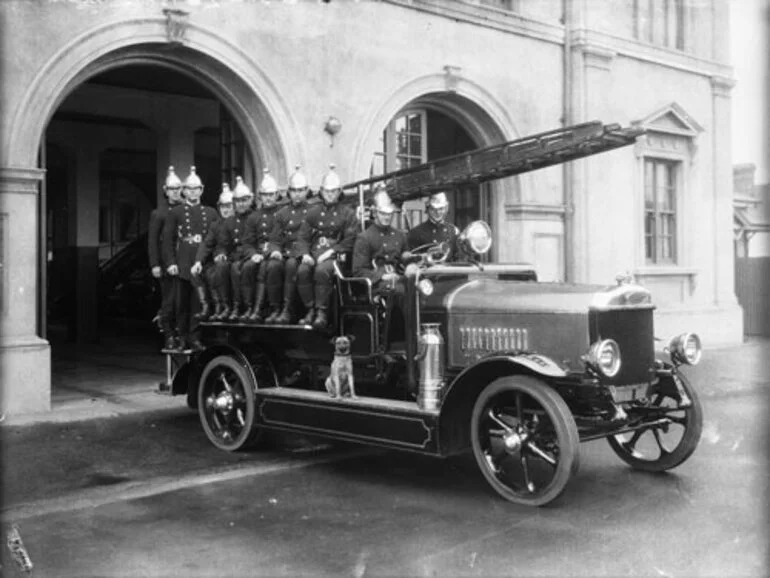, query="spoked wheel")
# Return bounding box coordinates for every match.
[471,376,580,506]
[607,372,702,471]
[198,355,263,451]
